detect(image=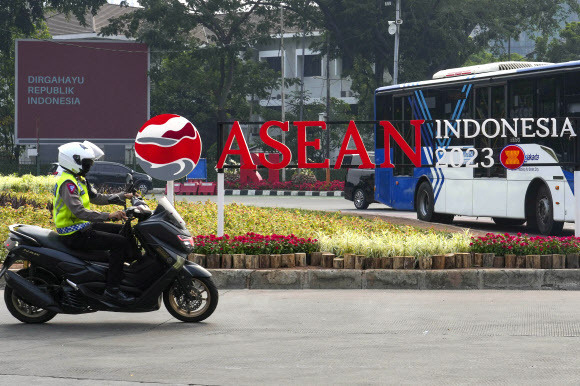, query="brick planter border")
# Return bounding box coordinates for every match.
[187,252,580,270]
